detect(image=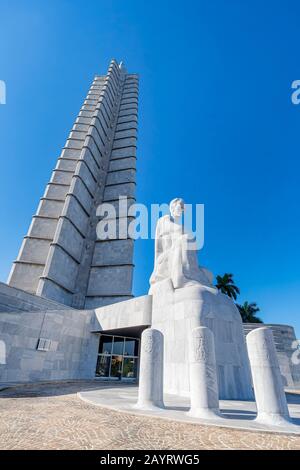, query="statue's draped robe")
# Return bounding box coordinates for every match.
[150,215,212,289]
